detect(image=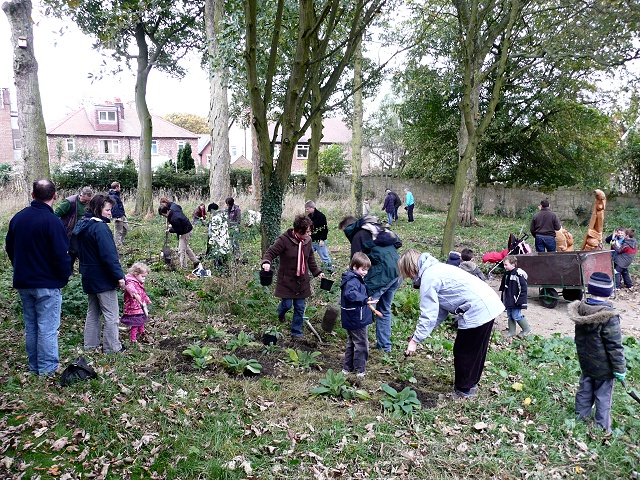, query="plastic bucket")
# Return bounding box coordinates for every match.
[320,278,334,291]
[321,306,339,332]
[259,269,273,286]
